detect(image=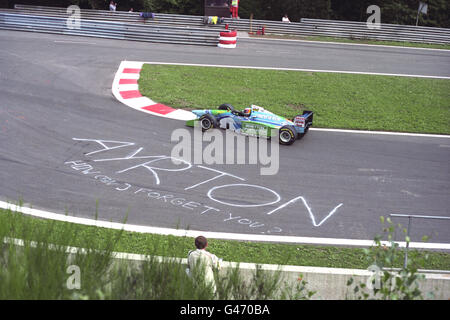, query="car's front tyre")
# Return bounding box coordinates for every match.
[199,114,218,132]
